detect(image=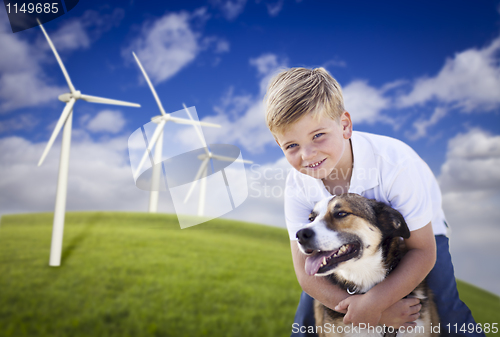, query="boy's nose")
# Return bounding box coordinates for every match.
[301,146,316,161]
